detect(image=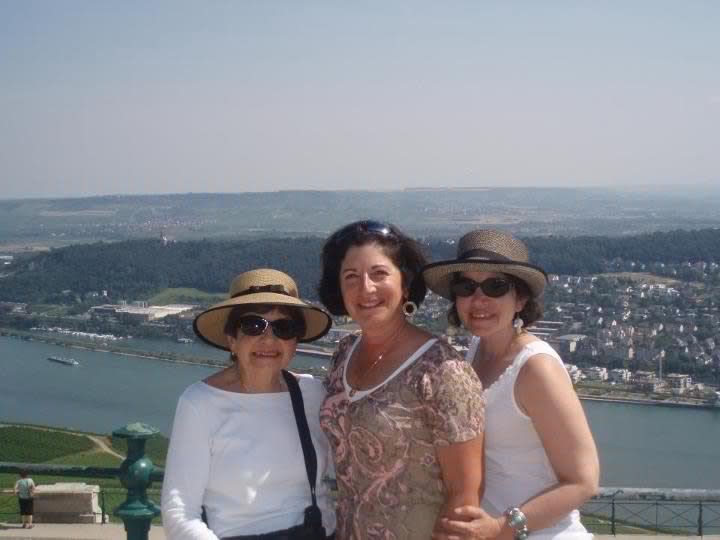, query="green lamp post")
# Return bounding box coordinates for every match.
[113,423,161,540]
